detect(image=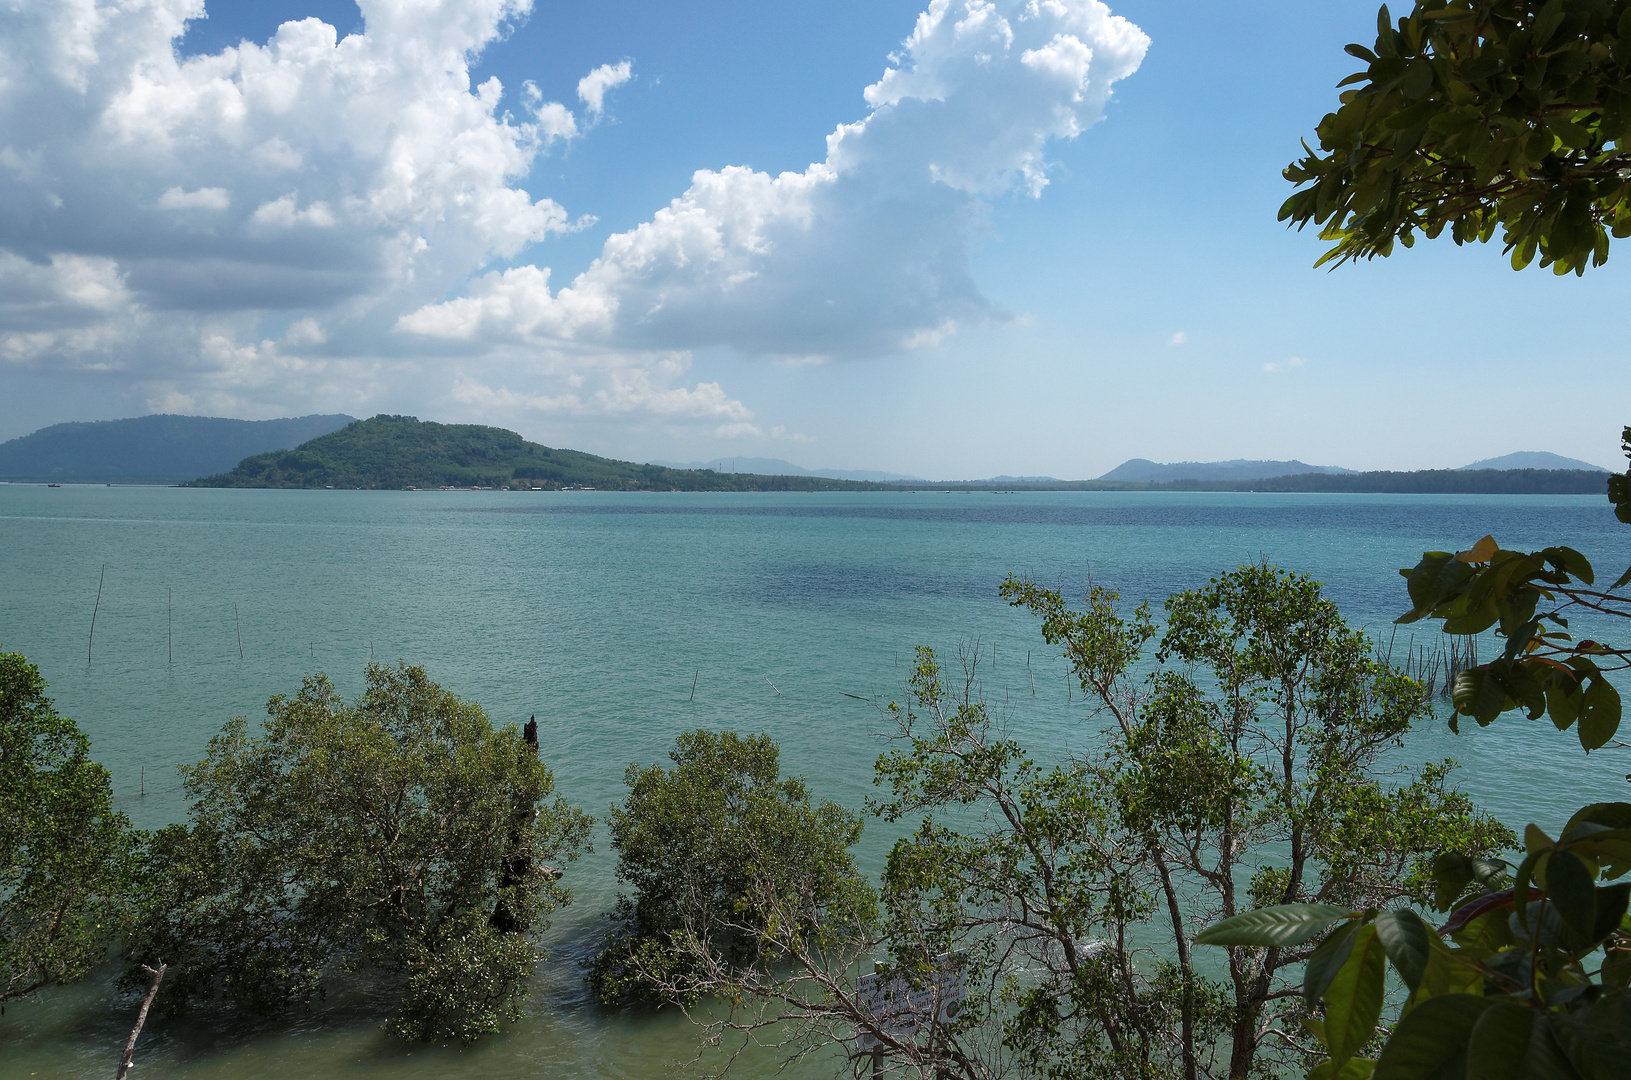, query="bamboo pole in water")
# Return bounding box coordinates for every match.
[167,588,172,664]
[690,671,698,701]
[234,603,243,660]
[88,565,105,664]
